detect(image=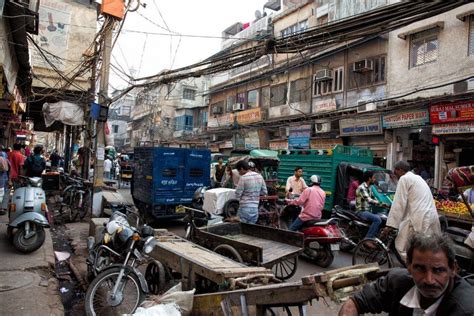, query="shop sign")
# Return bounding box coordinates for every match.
[233,134,245,148]
[269,140,288,150]
[288,125,311,149]
[314,99,337,113]
[236,108,262,124]
[209,144,220,153]
[219,141,233,149]
[207,113,233,128]
[432,122,474,135]
[340,116,382,136]
[310,138,343,149]
[245,130,260,149]
[382,110,429,129]
[430,101,474,124]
